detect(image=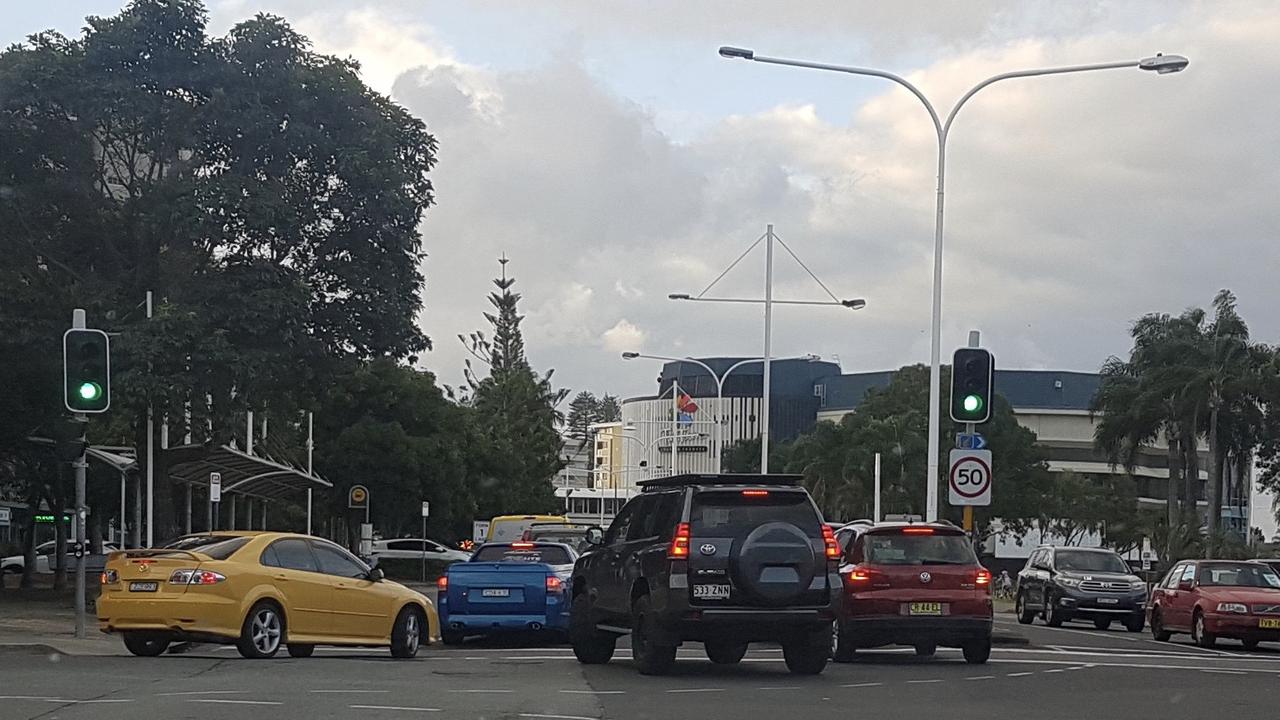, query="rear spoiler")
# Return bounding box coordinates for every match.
[109,549,206,561]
